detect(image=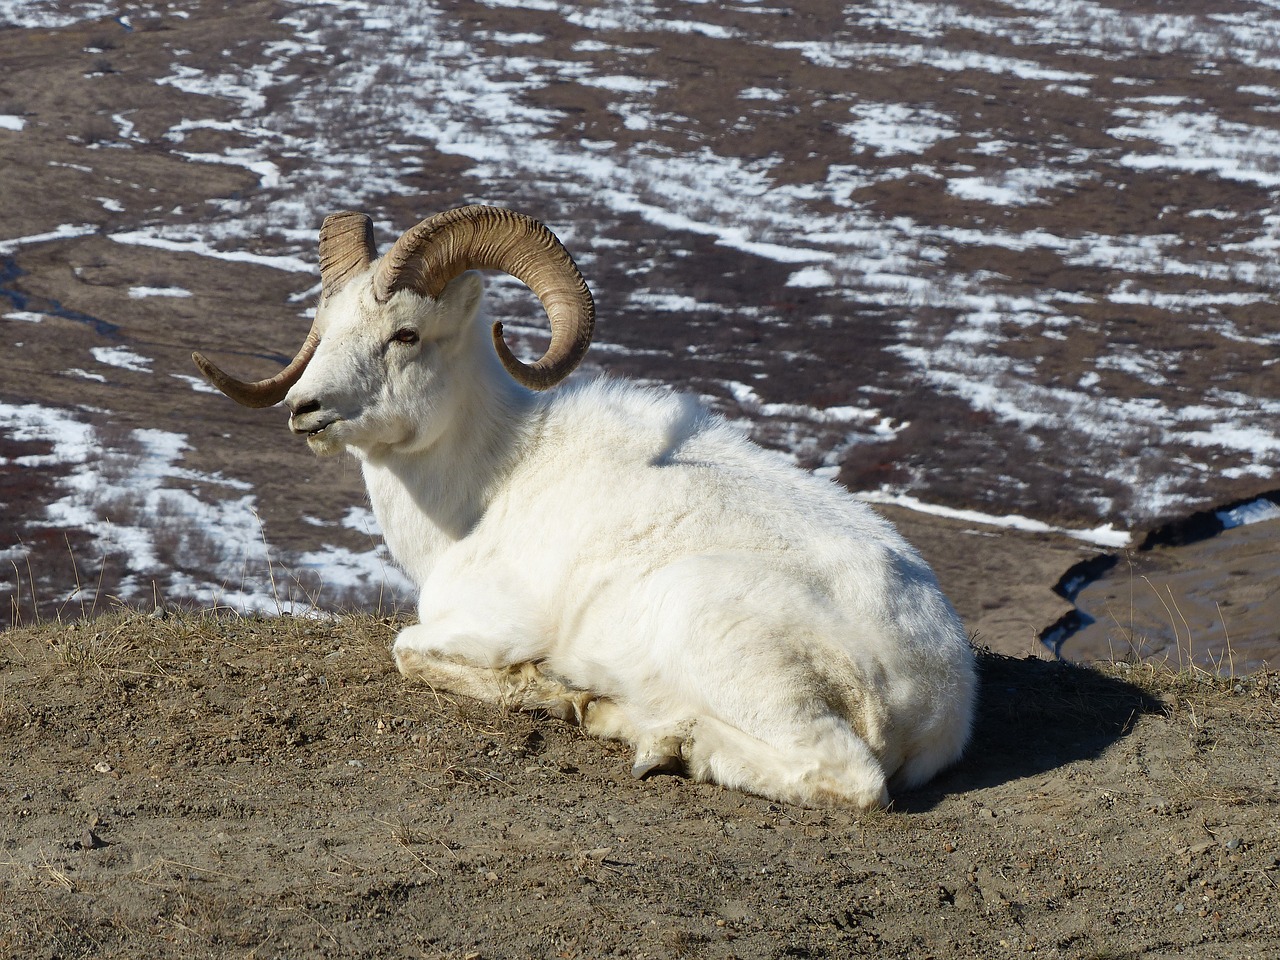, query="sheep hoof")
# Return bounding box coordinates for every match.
[631,754,681,779]
[631,743,685,780]
[542,692,594,725]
